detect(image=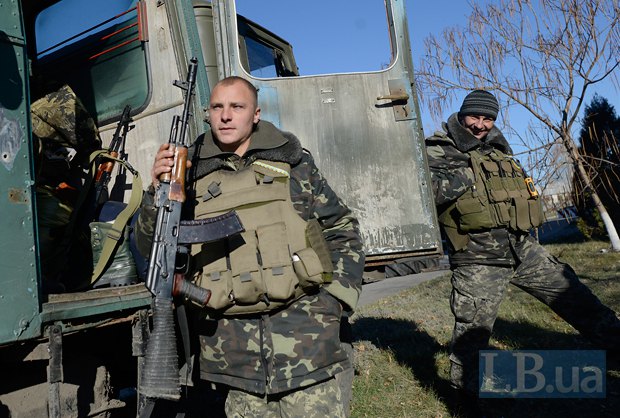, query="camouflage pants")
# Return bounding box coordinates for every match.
[224,377,345,418]
[334,314,354,417]
[449,236,620,393]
